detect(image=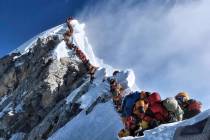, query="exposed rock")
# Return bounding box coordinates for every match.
[0,36,90,139]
